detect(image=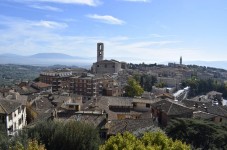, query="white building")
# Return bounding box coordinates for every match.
[0,99,26,136]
